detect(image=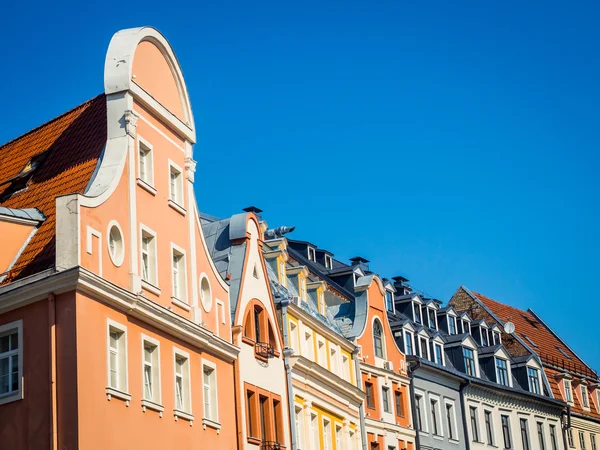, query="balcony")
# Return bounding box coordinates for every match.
[261,441,282,450]
[255,341,275,359]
